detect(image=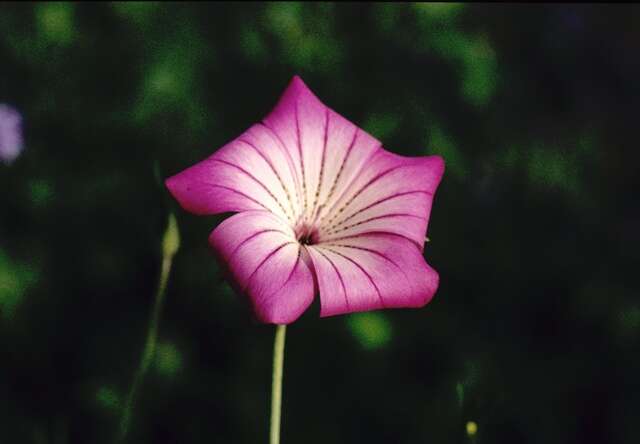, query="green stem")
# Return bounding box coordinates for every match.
[270,324,287,444]
[117,214,179,442]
